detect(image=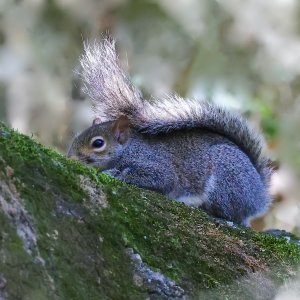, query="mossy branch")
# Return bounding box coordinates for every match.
[0,122,299,299]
